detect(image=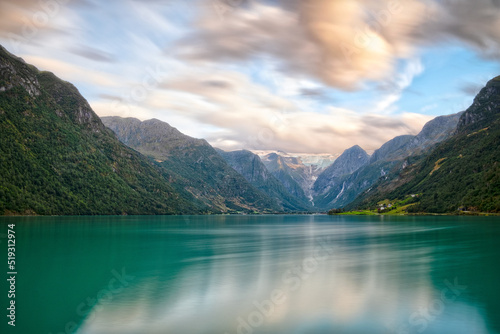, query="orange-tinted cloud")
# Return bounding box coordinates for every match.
[180,0,500,90]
